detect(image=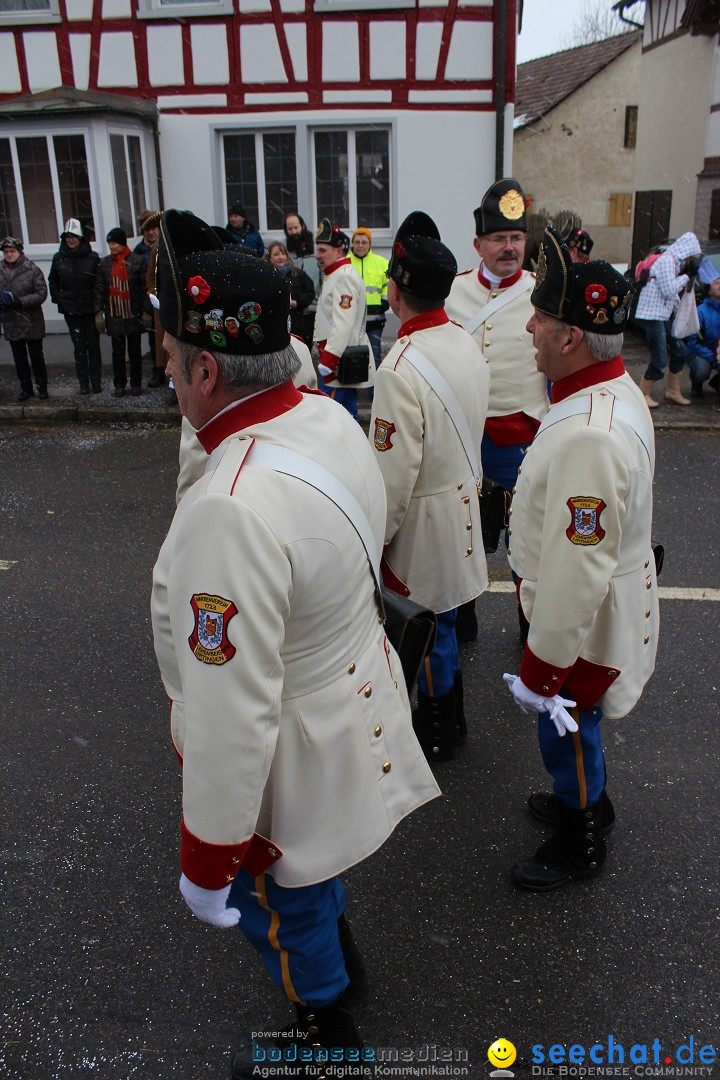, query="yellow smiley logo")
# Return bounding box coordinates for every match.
[488,1040,517,1069]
